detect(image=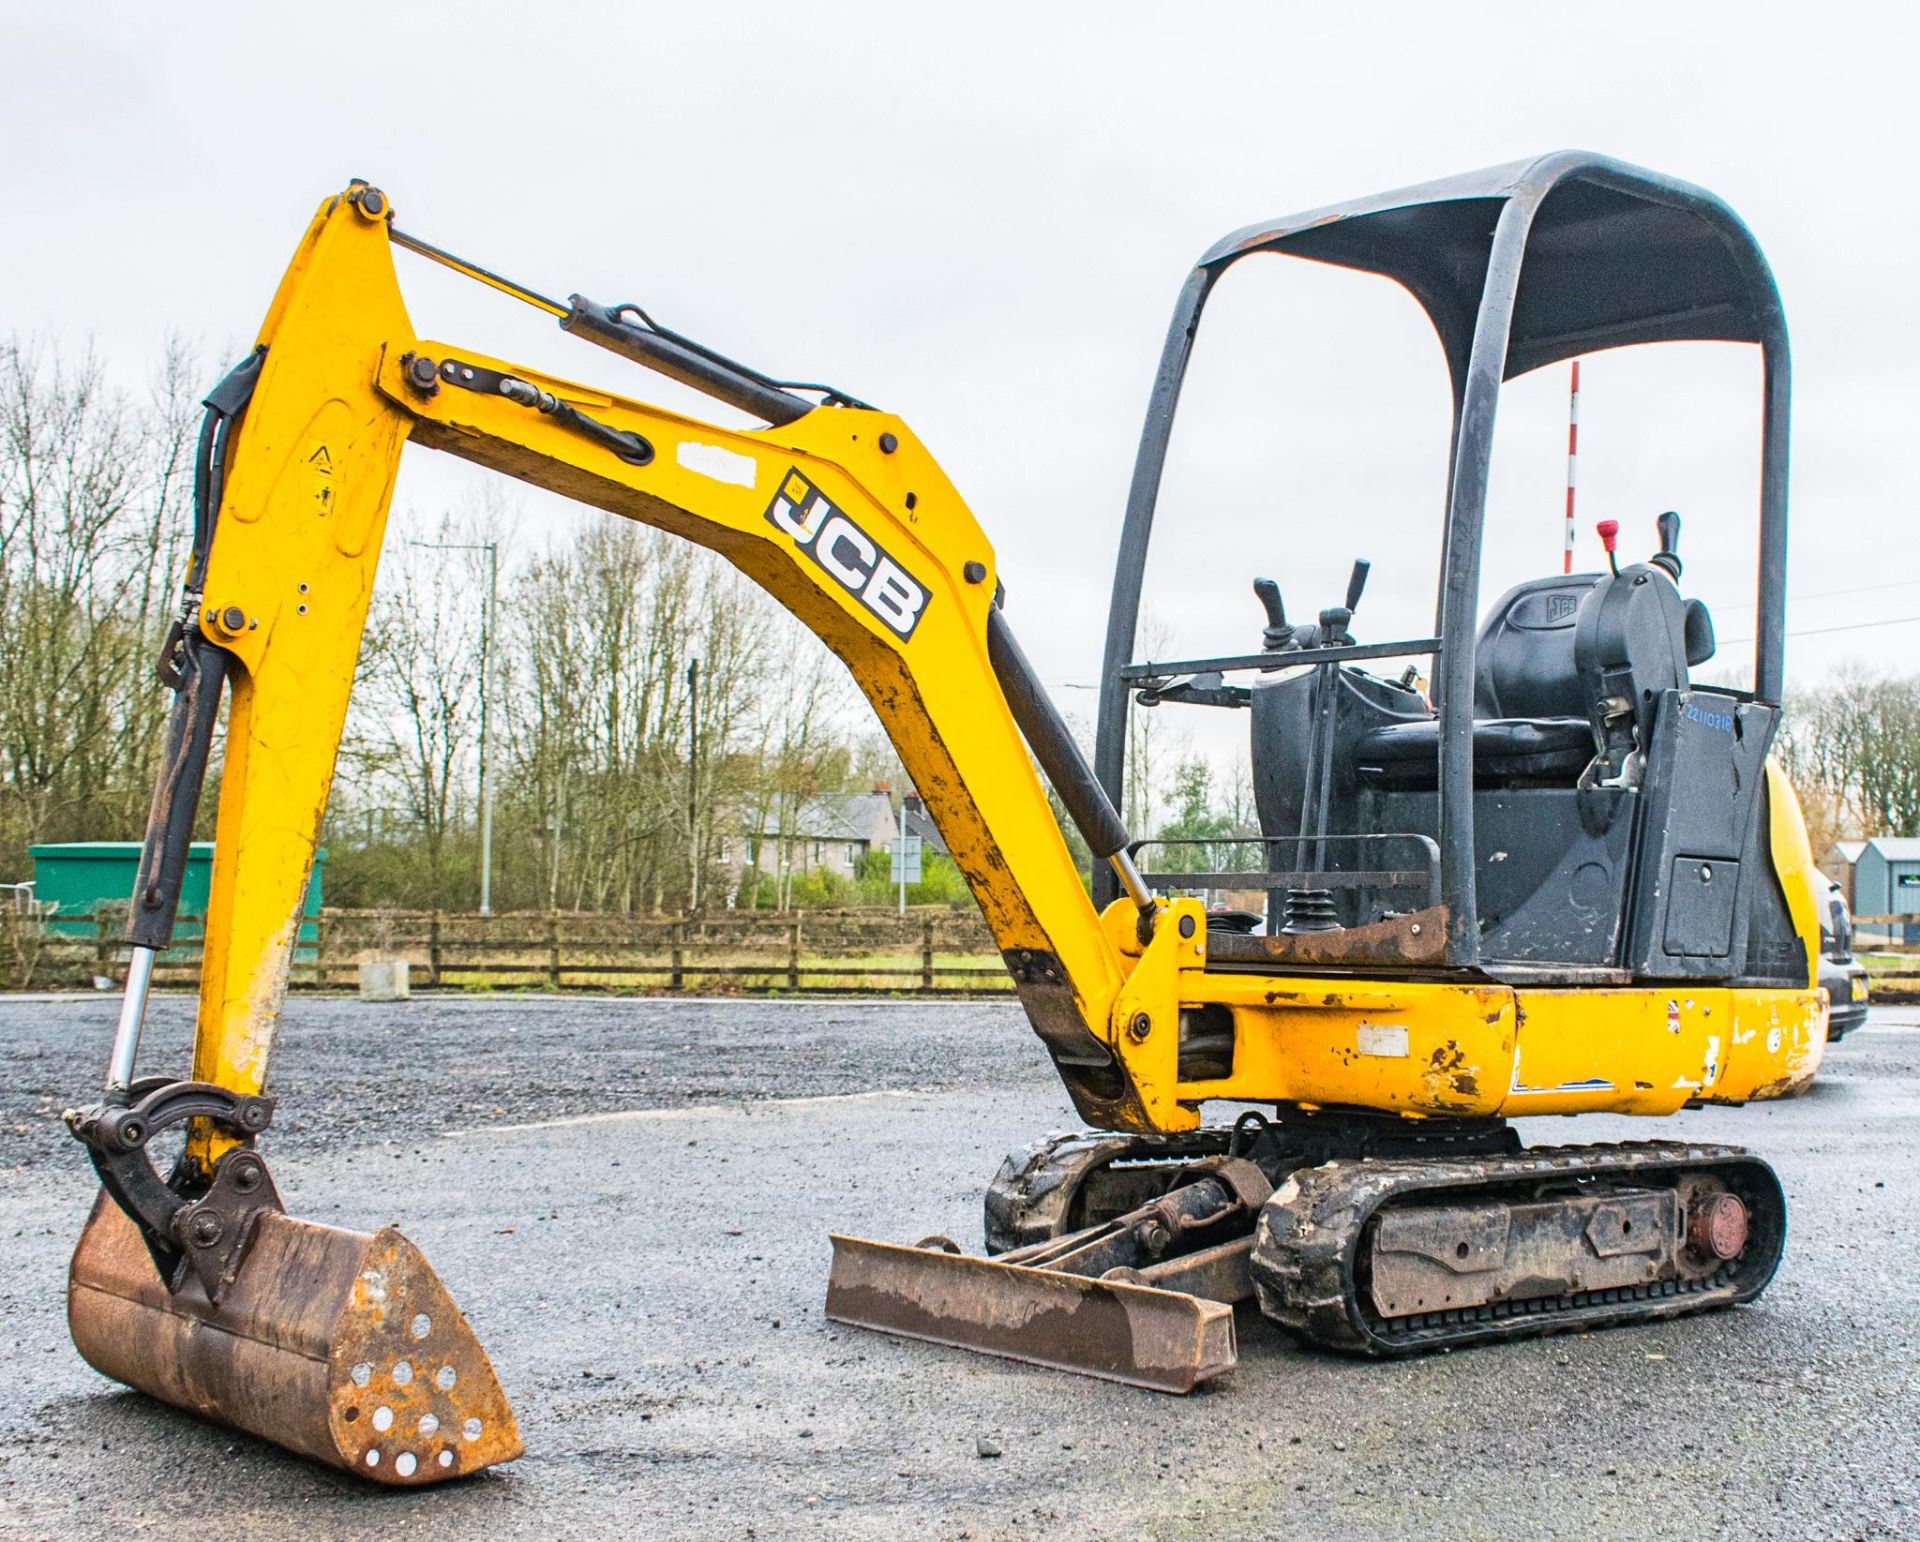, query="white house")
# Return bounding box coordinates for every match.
[719,786,900,886]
